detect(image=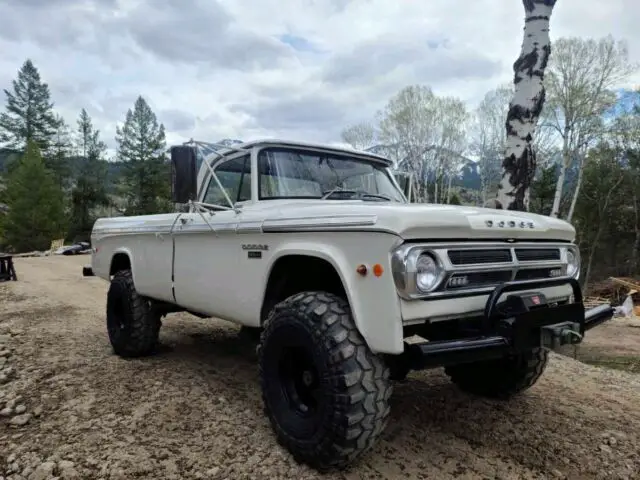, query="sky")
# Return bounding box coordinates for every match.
[0,0,638,158]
